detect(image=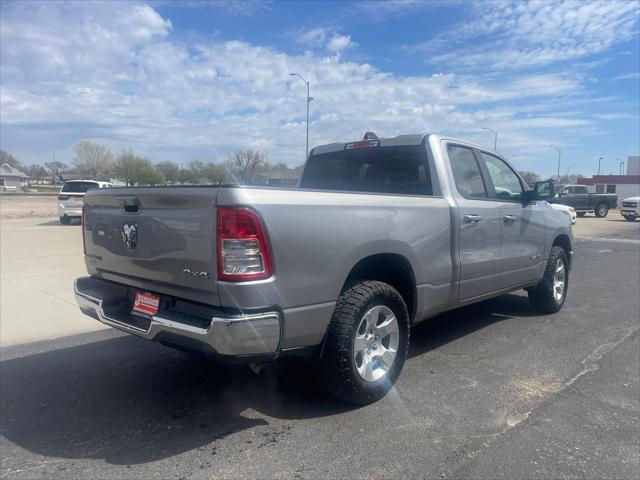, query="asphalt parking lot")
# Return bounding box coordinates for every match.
[1,195,639,479]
